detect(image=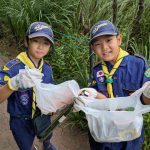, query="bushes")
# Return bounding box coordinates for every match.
[143,113,150,149]
[45,34,89,87]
